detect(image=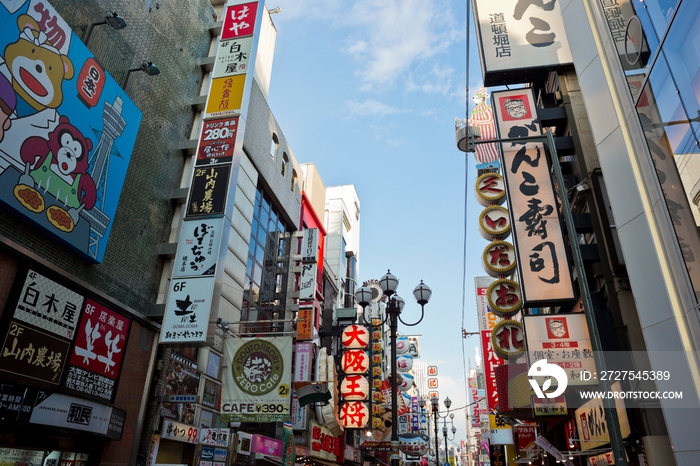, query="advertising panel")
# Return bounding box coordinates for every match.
[0,0,142,263]
[173,218,224,278]
[492,88,575,306]
[185,165,231,218]
[159,358,201,424]
[13,269,84,339]
[0,319,71,385]
[523,313,596,387]
[196,117,238,166]
[160,276,217,345]
[65,298,131,403]
[473,0,572,85]
[221,336,293,421]
[574,382,631,451]
[291,342,312,430]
